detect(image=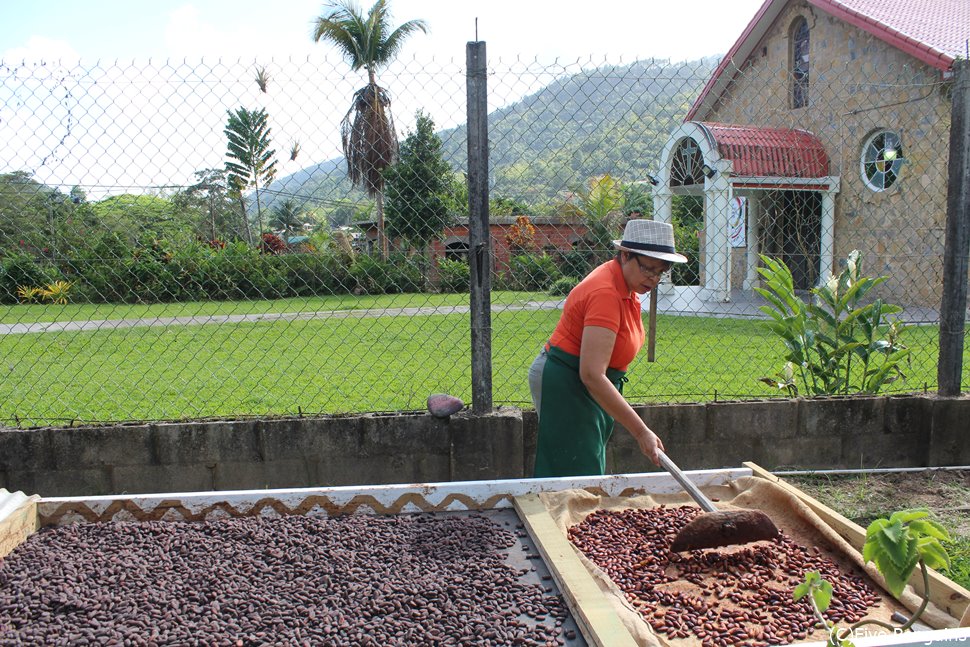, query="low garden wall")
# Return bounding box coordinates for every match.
[1,394,968,497]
